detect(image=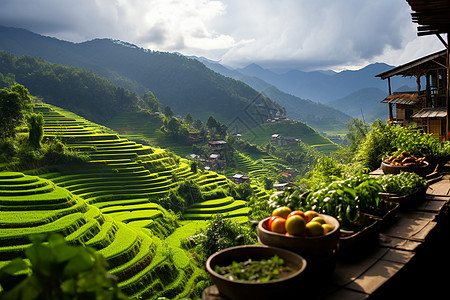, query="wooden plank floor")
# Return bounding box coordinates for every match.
[203,163,450,299]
